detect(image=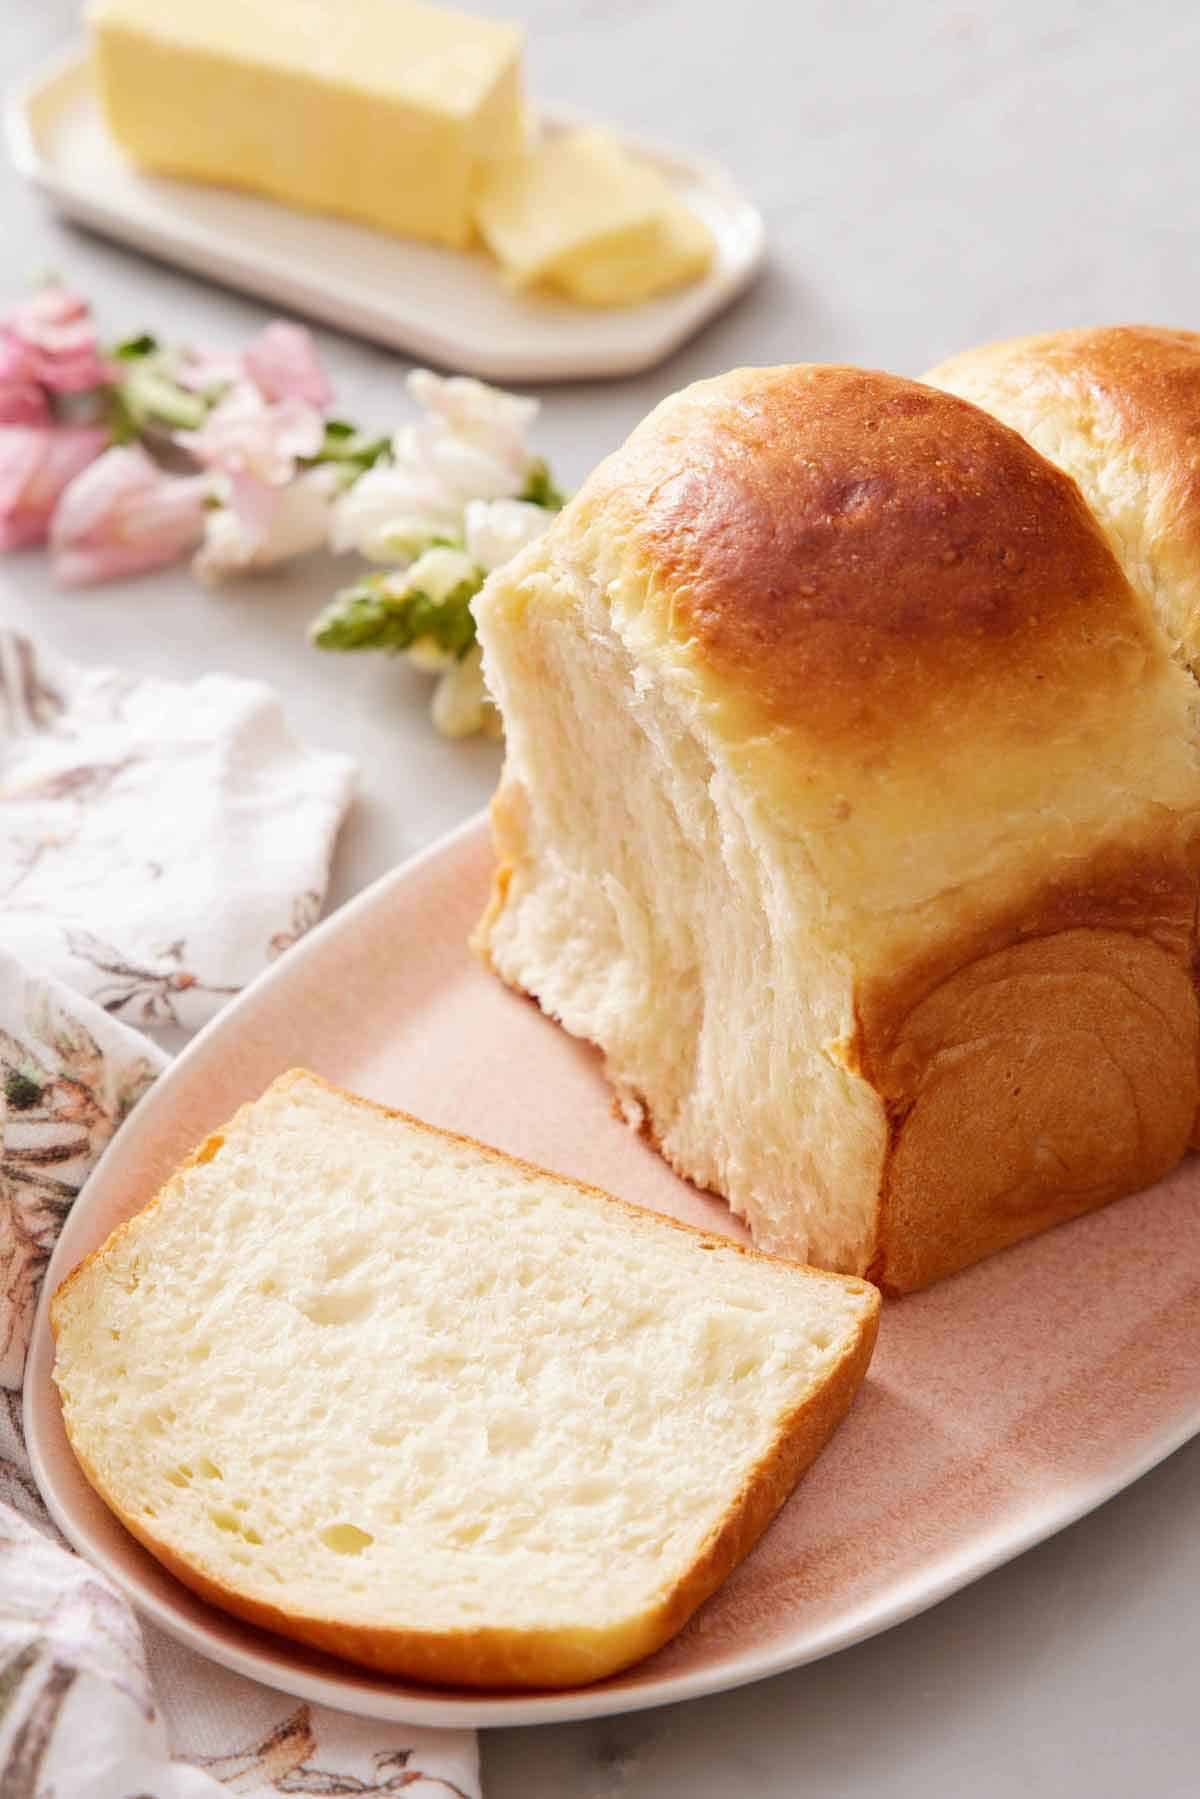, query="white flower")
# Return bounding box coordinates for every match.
[431,642,500,739]
[328,456,463,561]
[393,546,496,733]
[464,497,555,572]
[406,637,455,673]
[331,373,542,564]
[407,369,538,476]
[404,543,479,600]
[424,426,524,505]
[195,464,340,581]
[313,366,553,739]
